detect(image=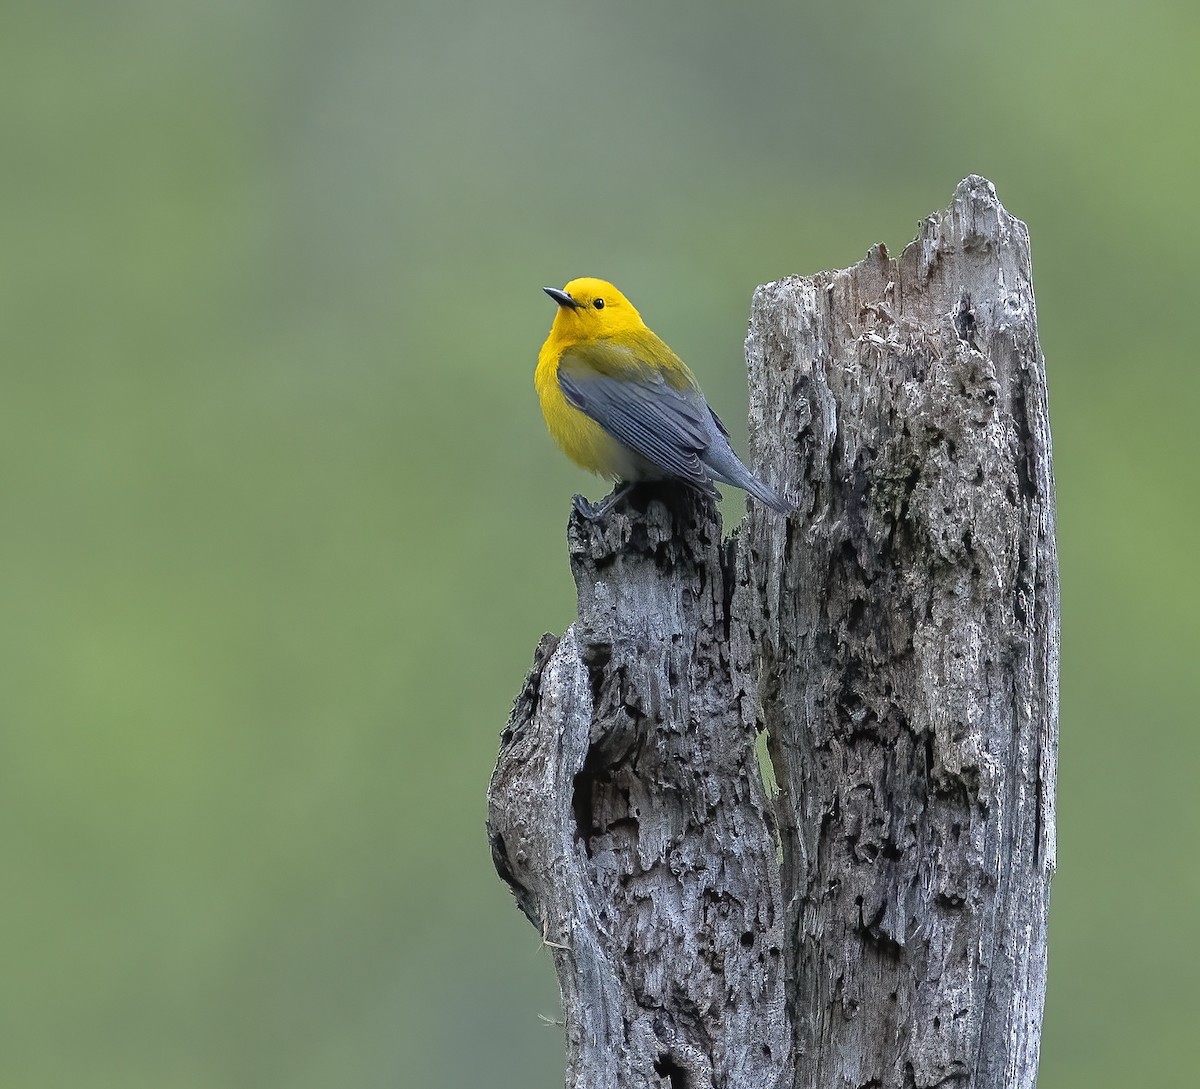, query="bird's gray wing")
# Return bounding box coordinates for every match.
[708,407,731,438]
[557,345,716,491]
